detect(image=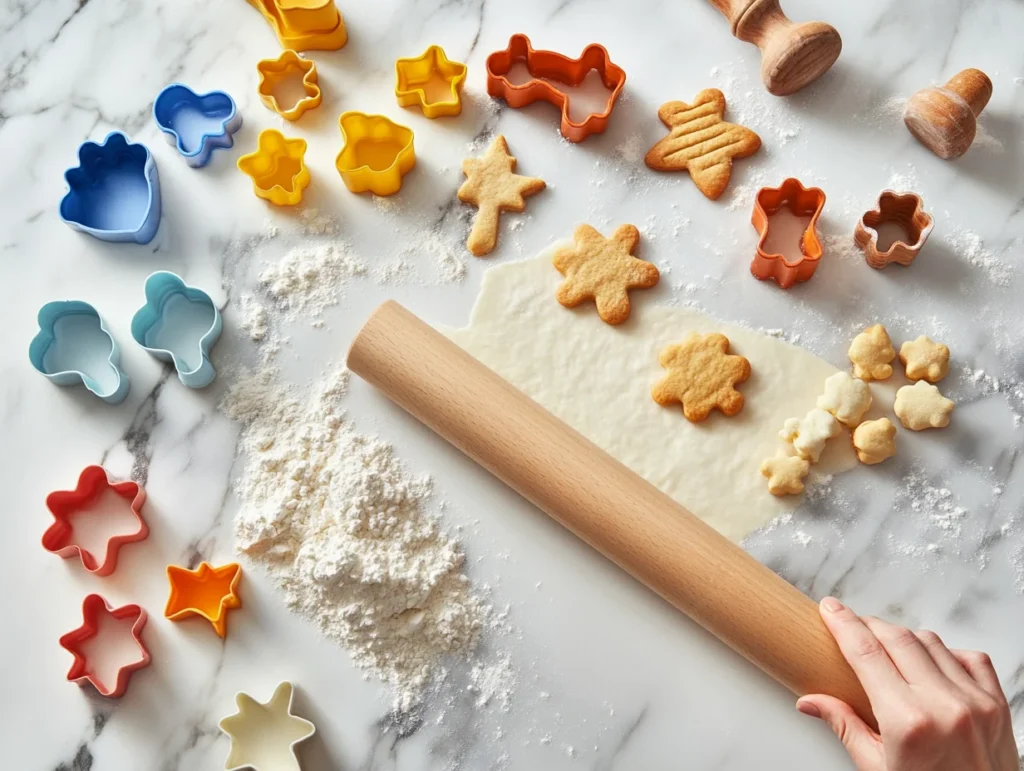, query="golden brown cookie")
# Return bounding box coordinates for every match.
[644,89,761,200]
[458,135,545,257]
[760,451,810,496]
[652,332,751,422]
[552,223,659,325]
[848,324,896,381]
[894,381,953,430]
[852,418,897,464]
[899,335,950,382]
